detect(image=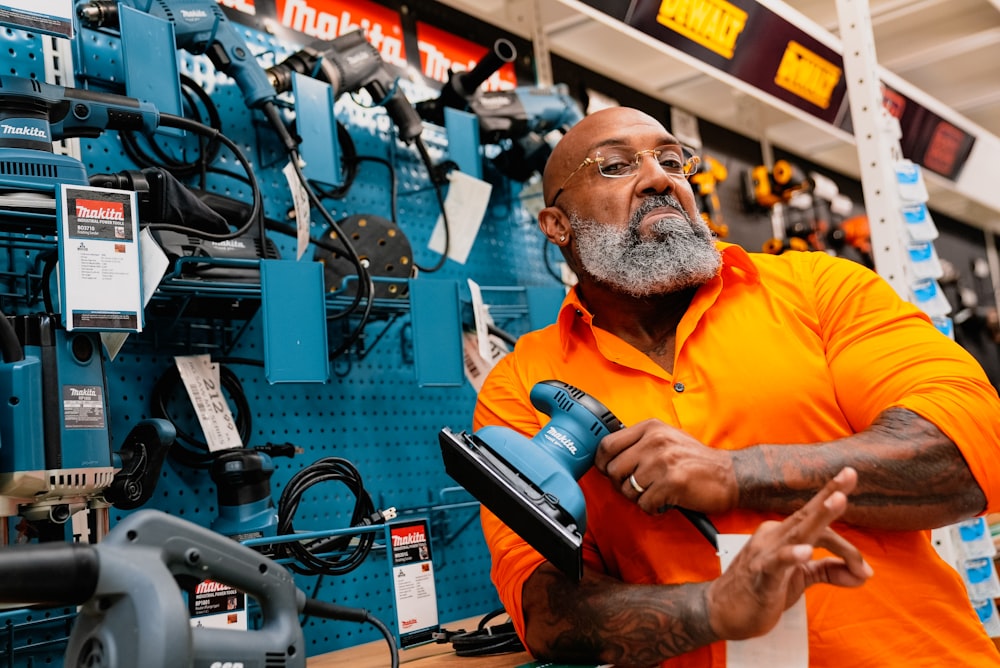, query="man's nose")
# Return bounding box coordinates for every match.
[634,152,676,196]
